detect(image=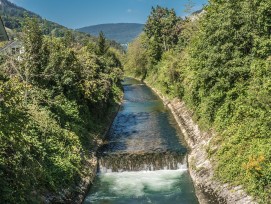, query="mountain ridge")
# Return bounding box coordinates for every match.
[0,0,124,50]
[78,23,144,44]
